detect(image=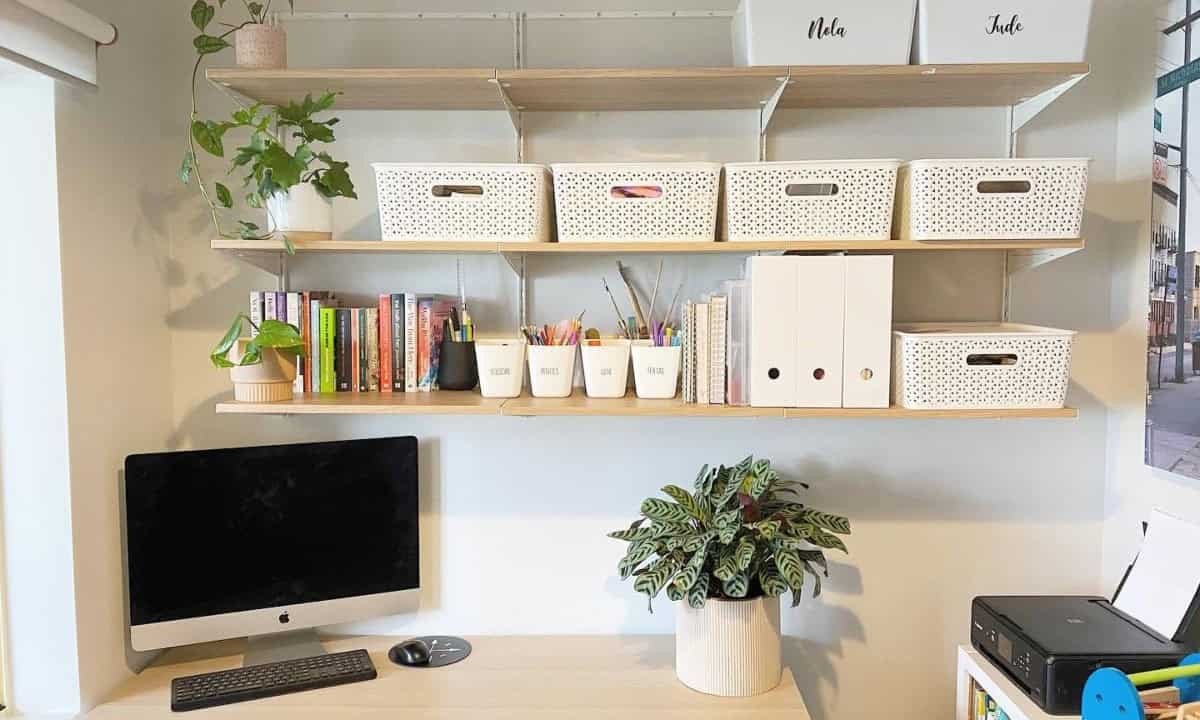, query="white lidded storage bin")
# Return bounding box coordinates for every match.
[734,0,917,66]
[723,160,900,242]
[373,163,552,243]
[914,0,1093,64]
[895,159,1089,241]
[475,340,526,398]
[892,323,1075,410]
[581,339,631,399]
[552,163,722,243]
